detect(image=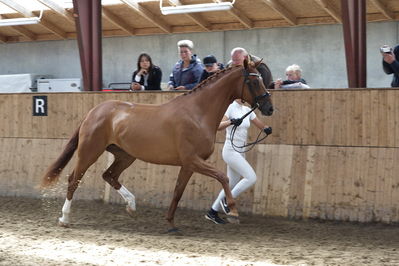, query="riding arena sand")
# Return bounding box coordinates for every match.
[0,196,399,266]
